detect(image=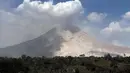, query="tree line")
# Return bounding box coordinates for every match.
[0,54,130,73]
